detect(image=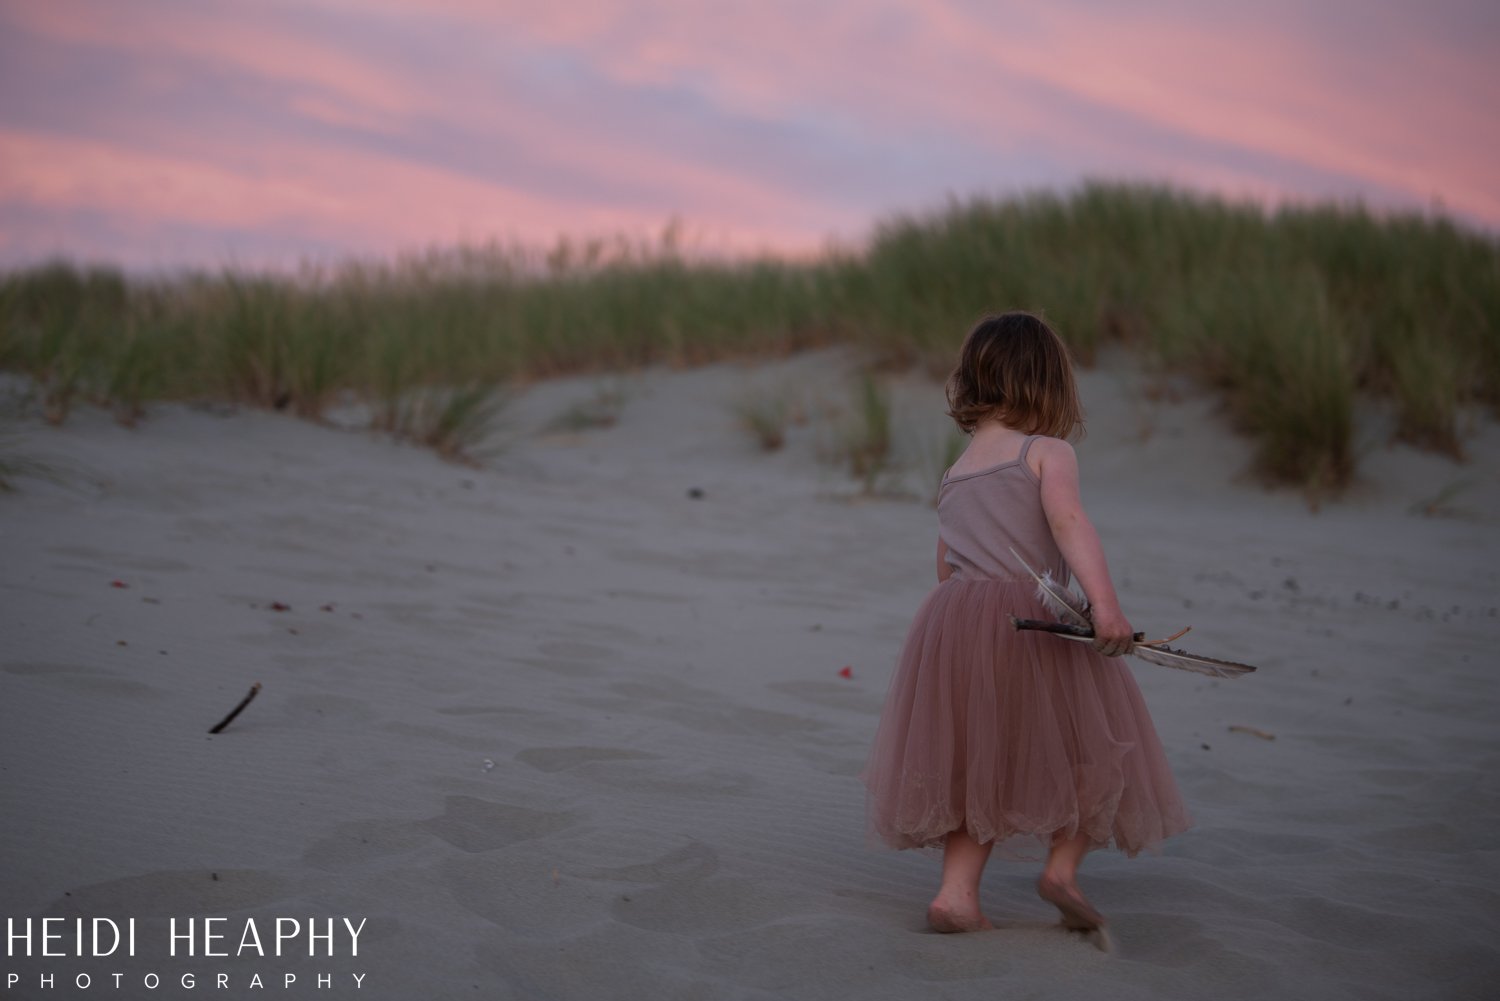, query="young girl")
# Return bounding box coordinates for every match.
[862,311,1191,934]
